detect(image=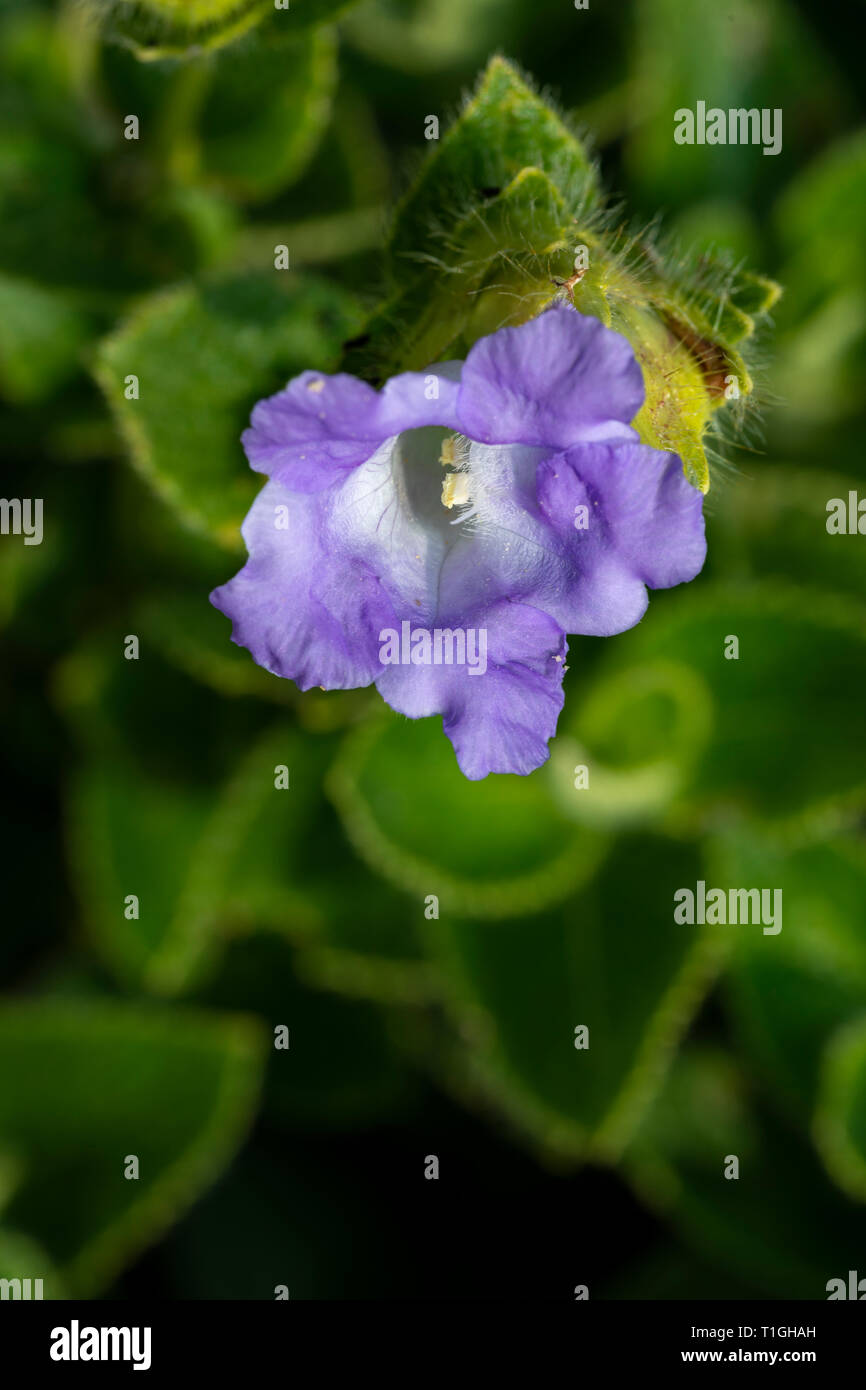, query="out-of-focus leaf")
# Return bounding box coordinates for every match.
[548,659,714,829]
[137,592,296,703]
[0,530,54,632]
[629,1048,866,1298]
[0,1000,264,1295]
[773,132,866,424]
[59,629,429,1004]
[421,835,726,1160]
[93,272,363,550]
[776,130,866,306]
[328,709,610,918]
[0,11,126,291]
[293,859,434,1004]
[277,0,361,28]
[68,752,211,989]
[0,273,92,403]
[626,0,843,210]
[345,0,508,73]
[195,21,337,202]
[596,583,866,829]
[0,1229,67,1299]
[817,1017,866,1200]
[815,1018,866,1203]
[136,592,368,736]
[86,0,359,57]
[712,827,866,1120]
[774,291,866,428]
[709,466,866,599]
[53,631,274,790]
[84,0,273,58]
[669,198,760,268]
[67,720,331,994]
